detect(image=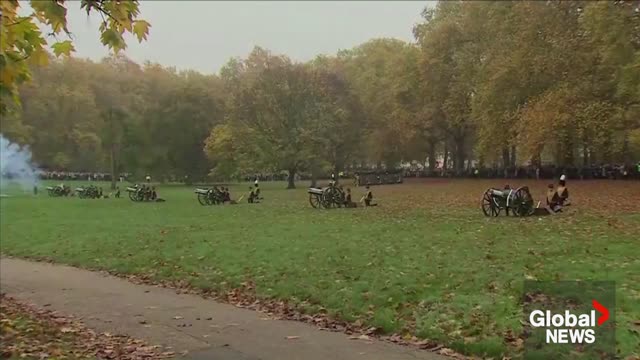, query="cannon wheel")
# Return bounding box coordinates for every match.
[481,188,500,217]
[128,190,137,201]
[333,187,345,208]
[321,188,337,208]
[508,187,535,217]
[309,193,324,208]
[197,192,210,206]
